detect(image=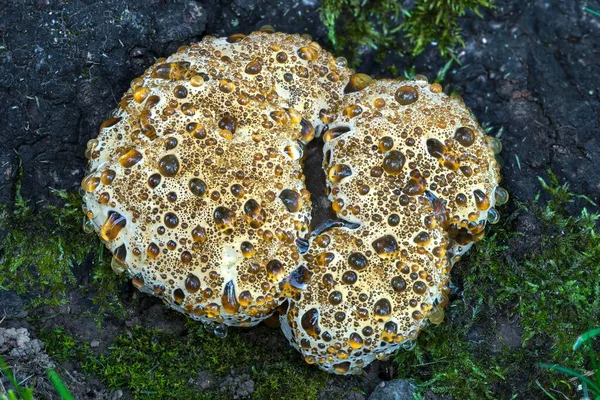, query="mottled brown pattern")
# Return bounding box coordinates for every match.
[81,31,502,374]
